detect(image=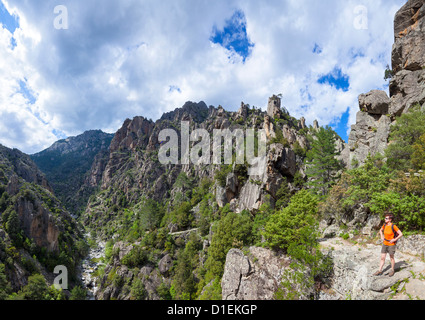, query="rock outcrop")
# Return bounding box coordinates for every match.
[390,0,425,116]
[266,95,282,119]
[221,247,292,300]
[0,143,84,293]
[319,237,425,300]
[221,236,425,300]
[347,100,391,168]
[392,0,425,74]
[359,90,391,115]
[347,0,425,169]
